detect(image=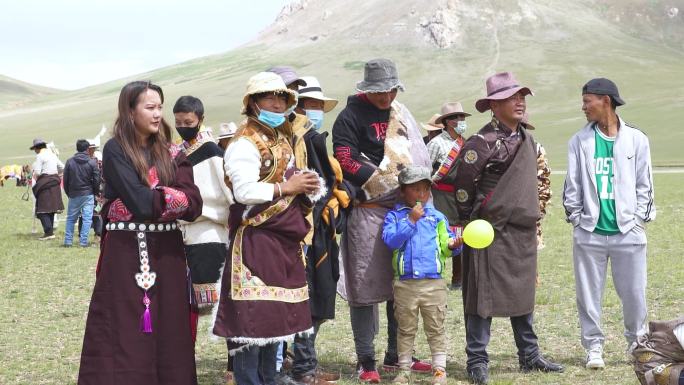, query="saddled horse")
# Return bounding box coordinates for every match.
[0,164,29,187]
